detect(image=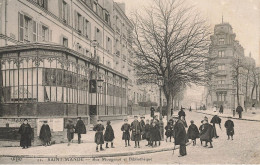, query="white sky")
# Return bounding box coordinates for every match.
[116,0,260,66]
